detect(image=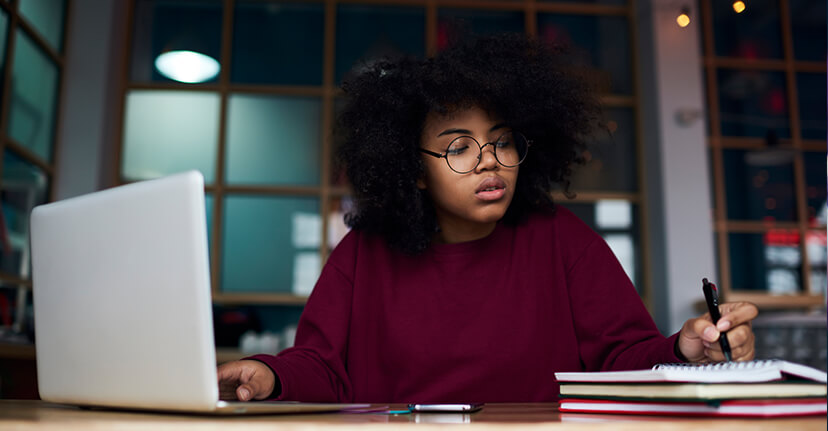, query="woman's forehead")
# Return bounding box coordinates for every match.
[423,106,501,130]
